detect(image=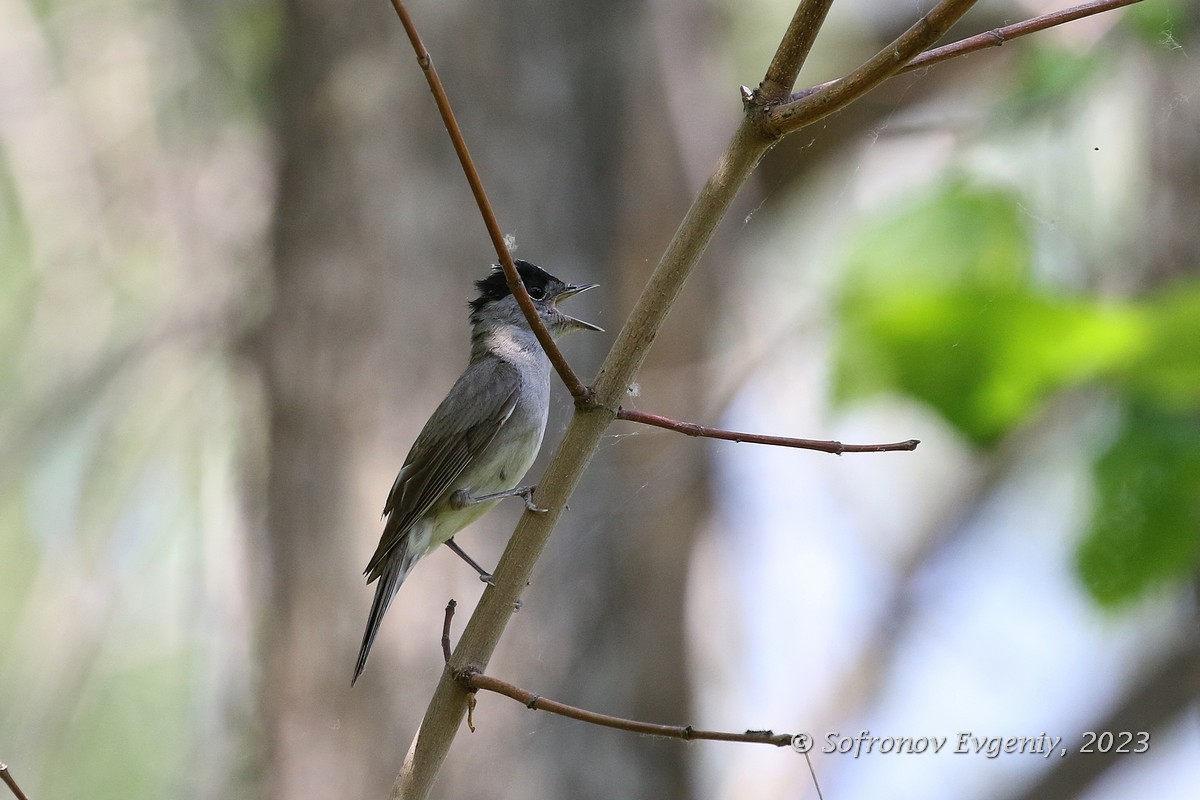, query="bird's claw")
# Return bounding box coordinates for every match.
[479,572,495,586]
[517,486,548,513]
